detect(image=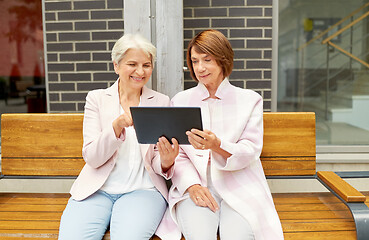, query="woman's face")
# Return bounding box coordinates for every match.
[114,48,153,91]
[190,48,223,87]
